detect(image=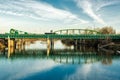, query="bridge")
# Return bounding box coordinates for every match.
[0,29,120,39]
[0,29,120,54]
